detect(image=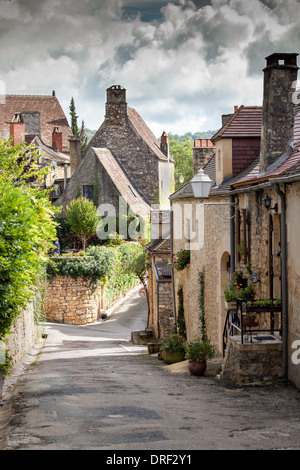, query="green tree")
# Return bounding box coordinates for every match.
[169,134,194,190]
[66,197,101,252]
[69,97,79,137]
[0,141,58,342]
[80,120,88,151]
